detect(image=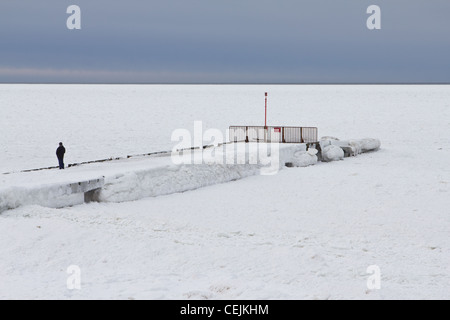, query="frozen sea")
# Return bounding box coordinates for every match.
[2,84,448,173]
[1,85,450,299]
